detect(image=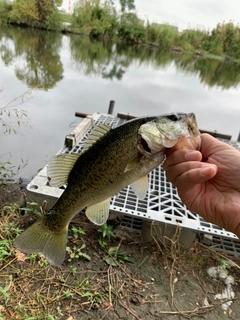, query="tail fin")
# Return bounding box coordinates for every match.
[14,217,68,266]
